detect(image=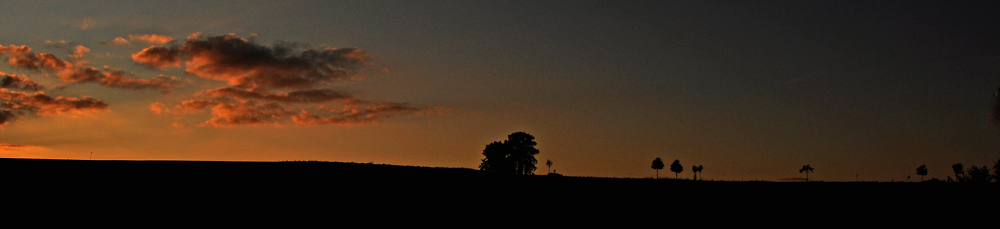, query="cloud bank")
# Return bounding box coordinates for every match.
[141,33,443,127]
[0,44,180,91]
[0,88,109,127]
